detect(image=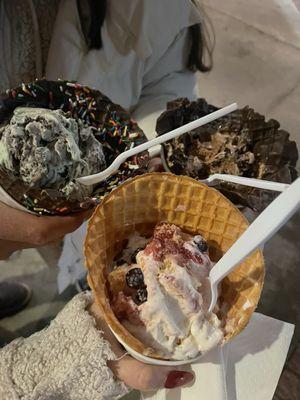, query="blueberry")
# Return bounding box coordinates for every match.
[131,247,144,263]
[126,268,145,289]
[194,237,208,252]
[134,288,148,305]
